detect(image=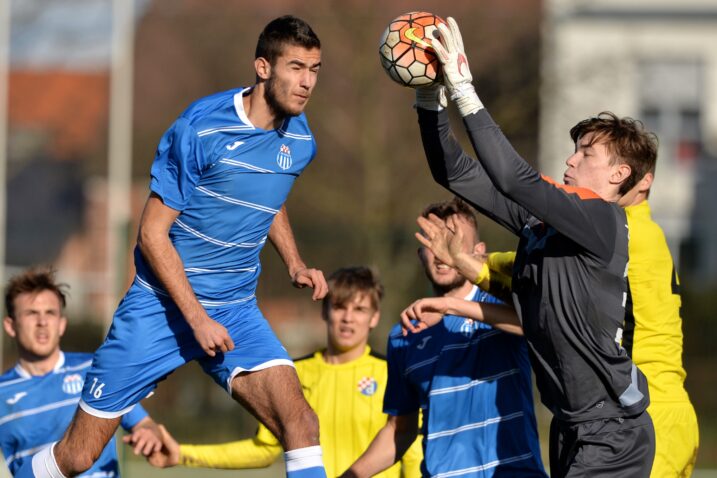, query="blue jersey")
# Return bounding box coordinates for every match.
[0,352,148,477]
[135,87,317,307]
[384,287,546,477]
